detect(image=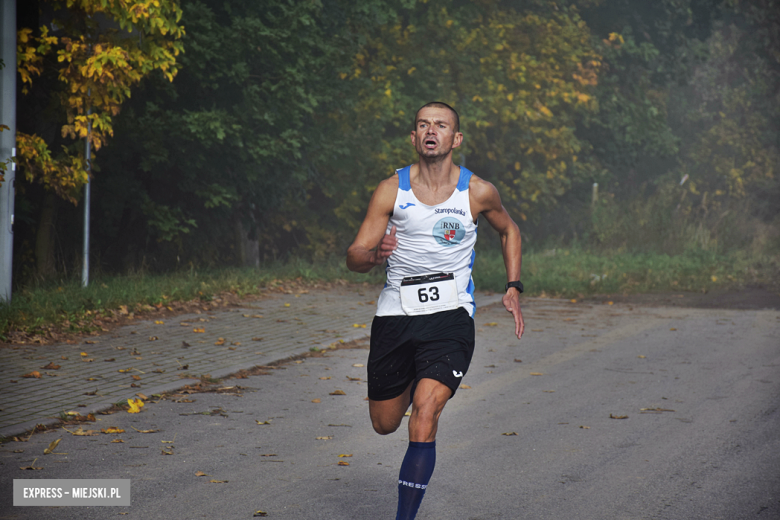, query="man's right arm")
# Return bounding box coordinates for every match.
[346,176,398,273]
